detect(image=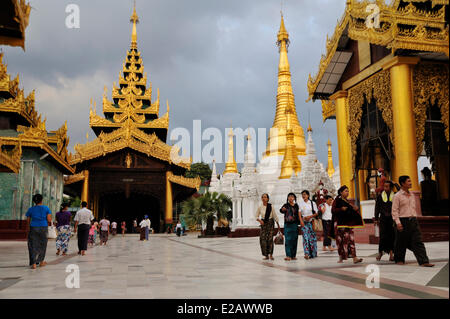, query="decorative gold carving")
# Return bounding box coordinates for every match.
[71,121,191,169]
[413,62,449,151]
[64,171,85,186]
[125,152,132,168]
[347,70,394,172]
[49,121,70,163]
[321,100,336,122]
[0,142,22,173]
[307,0,449,100]
[167,171,201,191]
